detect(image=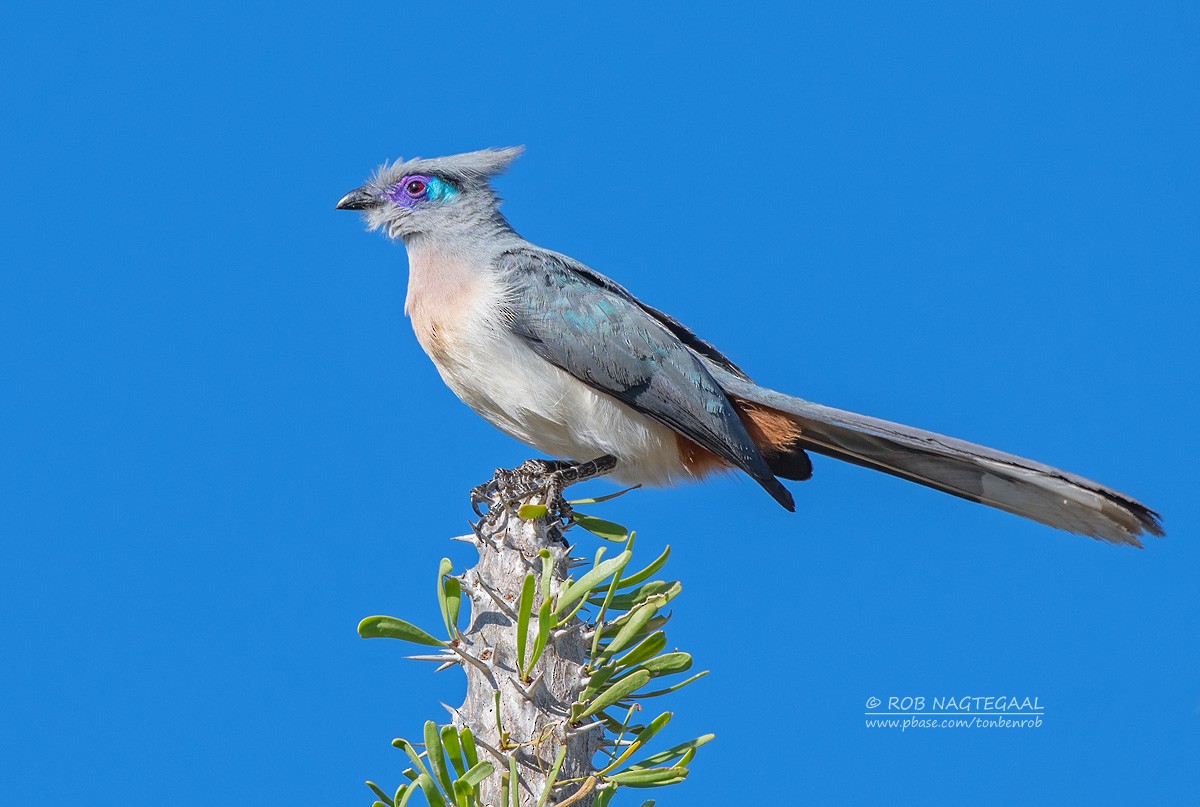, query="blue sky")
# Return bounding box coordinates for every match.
[2,1,1197,804]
